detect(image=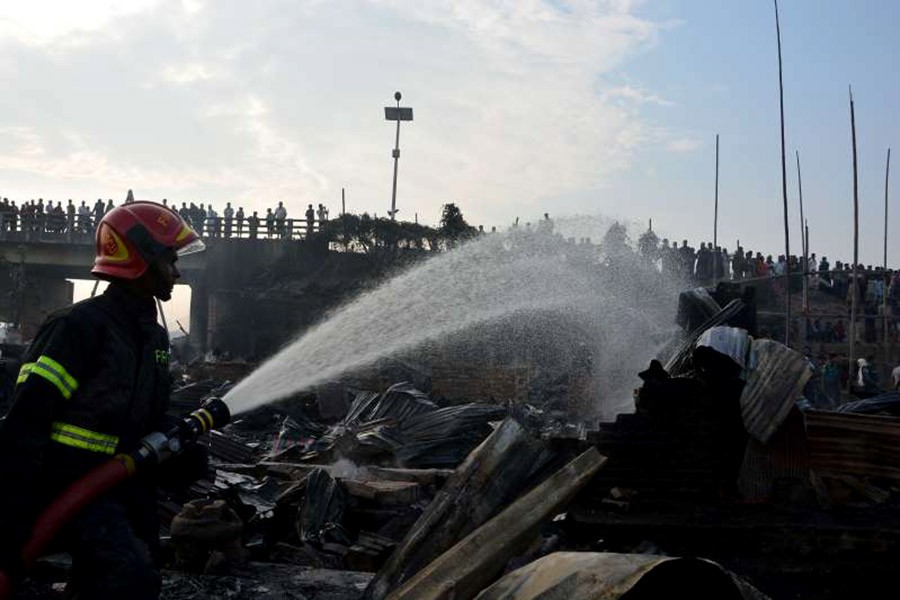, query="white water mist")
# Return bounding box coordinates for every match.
[224,221,681,416]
